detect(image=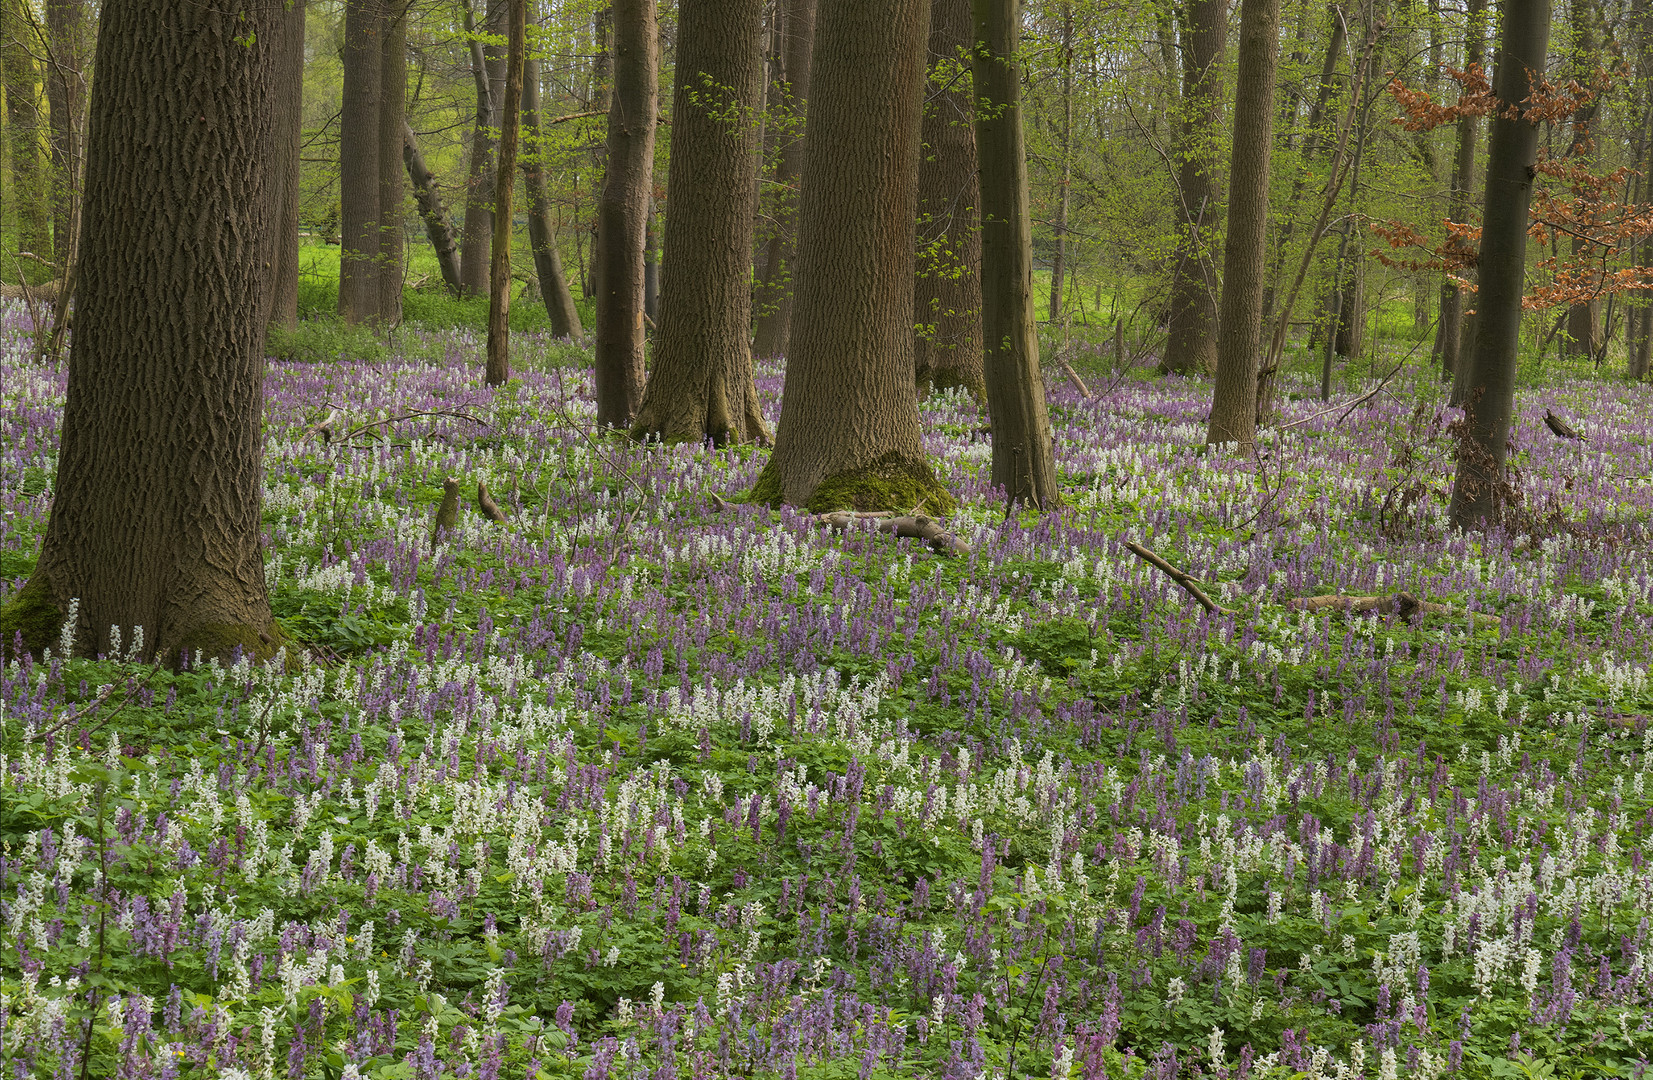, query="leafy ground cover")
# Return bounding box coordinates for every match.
[3,302,1653,1079]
